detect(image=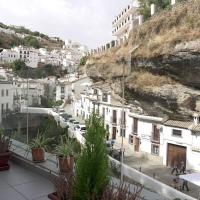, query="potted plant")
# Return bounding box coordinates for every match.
[48,173,74,200]
[30,134,53,163]
[55,136,74,173]
[0,131,11,171]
